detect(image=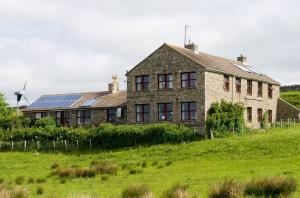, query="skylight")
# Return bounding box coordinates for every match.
[232,63,263,75]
